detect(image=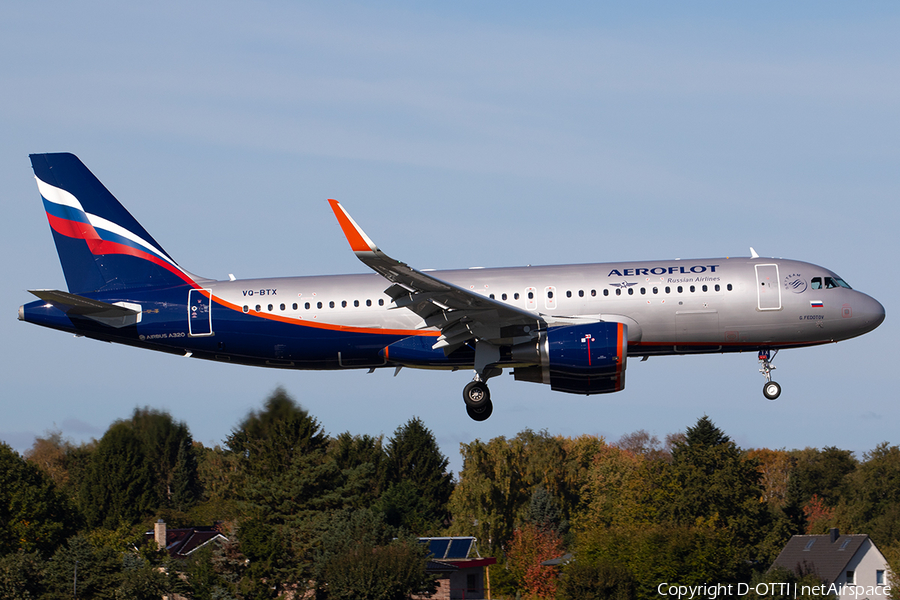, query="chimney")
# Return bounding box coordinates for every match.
[154,519,167,551]
[830,528,840,543]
